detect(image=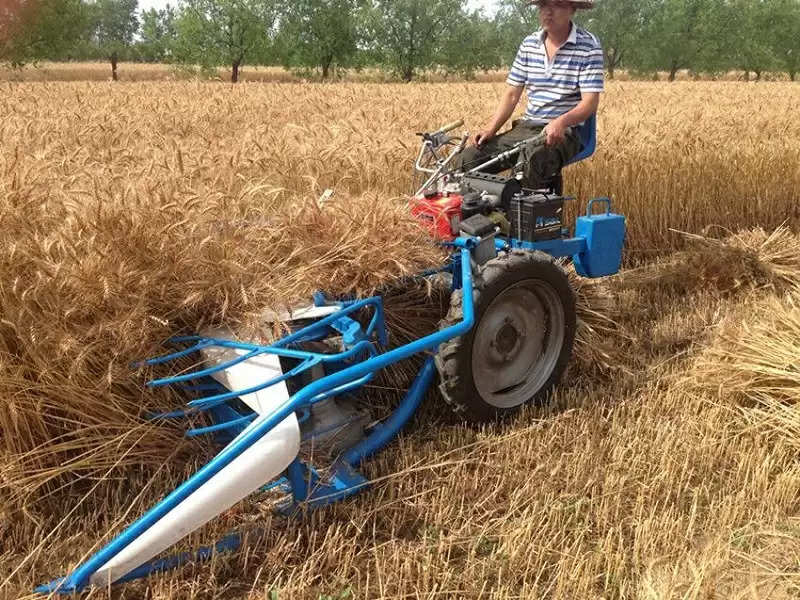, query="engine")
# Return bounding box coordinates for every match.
[411,172,565,243]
